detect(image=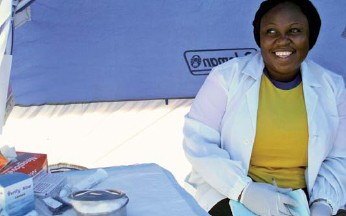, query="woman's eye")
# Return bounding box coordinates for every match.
[266,29,276,34]
[290,28,301,33]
